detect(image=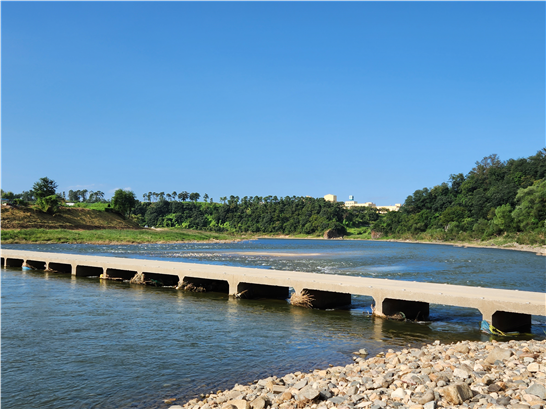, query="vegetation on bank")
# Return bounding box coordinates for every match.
[371,150,546,245]
[2,150,544,245]
[0,206,139,230]
[1,228,246,244]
